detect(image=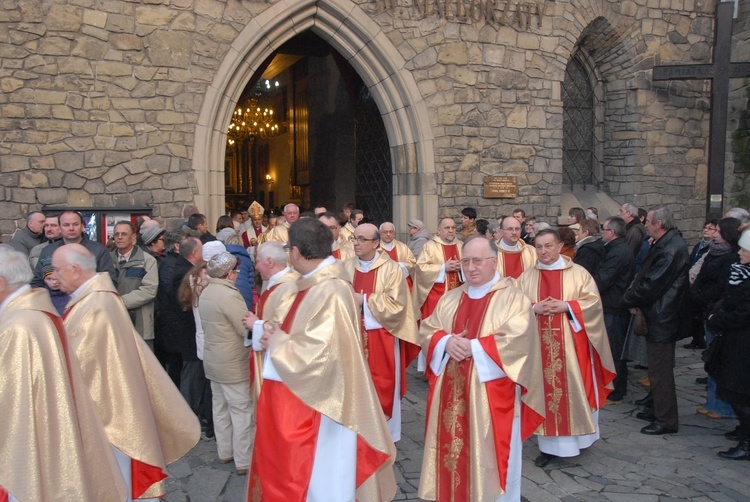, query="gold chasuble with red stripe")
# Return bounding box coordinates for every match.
[516,258,616,437]
[248,260,396,502]
[345,254,419,419]
[419,278,545,501]
[497,240,537,279]
[62,274,200,500]
[414,237,463,321]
